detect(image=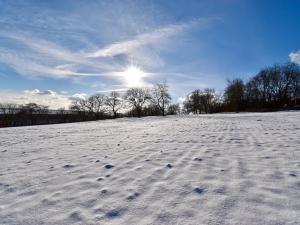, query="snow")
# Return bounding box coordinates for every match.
[0,112,300,225]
